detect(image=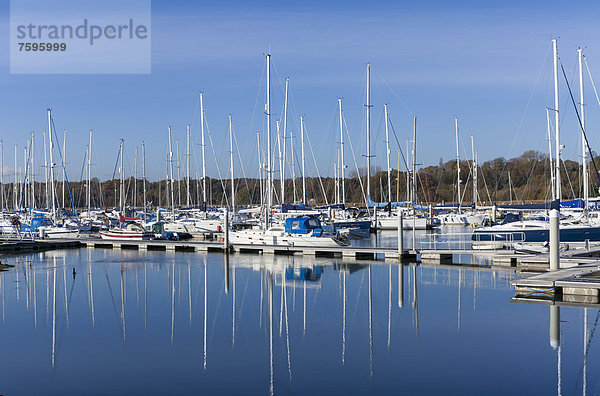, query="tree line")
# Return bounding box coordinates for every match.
[3,150,597,210]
